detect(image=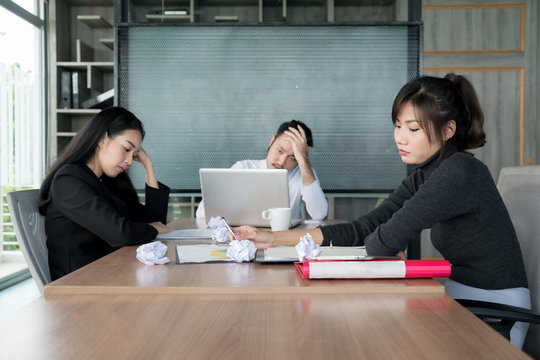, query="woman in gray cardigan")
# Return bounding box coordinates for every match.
[234,74,530,348]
